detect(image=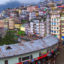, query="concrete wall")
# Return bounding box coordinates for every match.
[0,51,39,64]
